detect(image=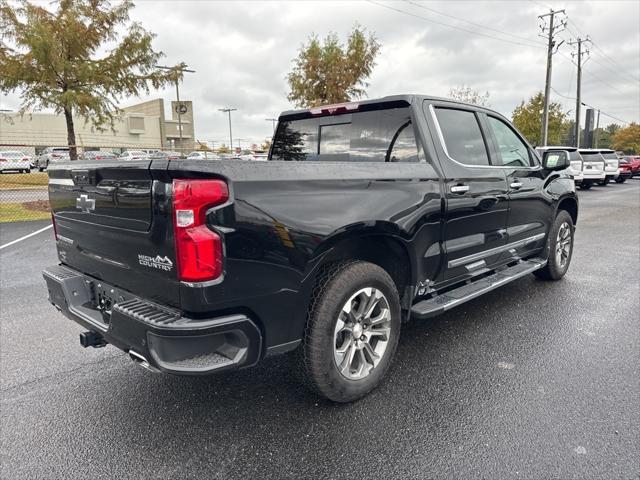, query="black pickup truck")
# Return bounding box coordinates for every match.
[43,95,578,402]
